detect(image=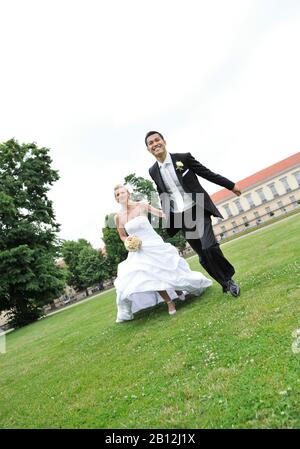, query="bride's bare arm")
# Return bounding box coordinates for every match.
[144,203,166,218]
[114,214,127,243]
